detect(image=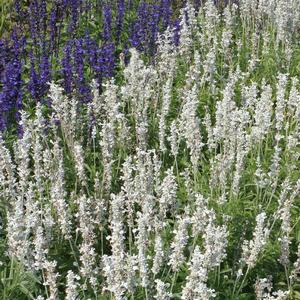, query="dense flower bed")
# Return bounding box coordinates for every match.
[1,1,300,299]
[0,0,189,131]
